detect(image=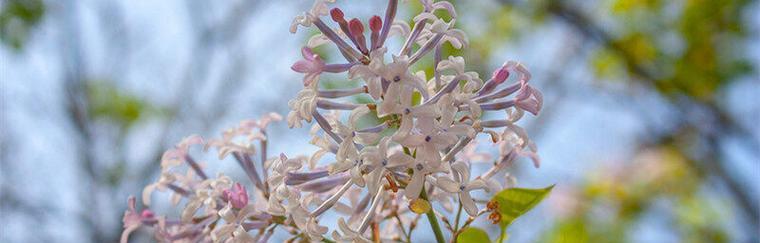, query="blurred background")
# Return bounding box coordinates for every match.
[1,0,758,242]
